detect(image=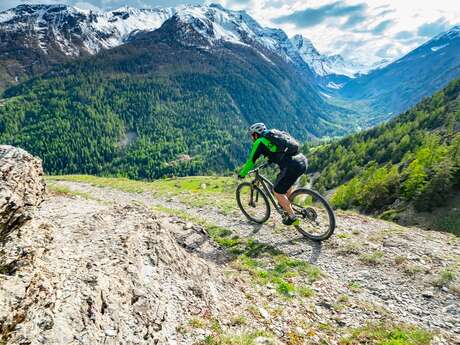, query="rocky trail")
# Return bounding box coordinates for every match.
[1,176,460,344]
